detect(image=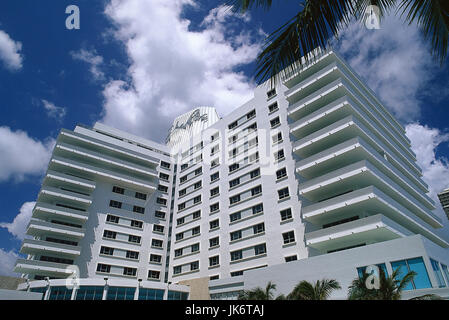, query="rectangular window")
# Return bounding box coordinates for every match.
[131,220,143,229]
[112,186,125,195]
[109,200,122,209]
[152,239,163,248]
[126,251,139,260]
[391,257,432,290]
[231,250,243,261]
[159,173,169,181]
[210,219,219,230]
[156,198,167,206]
[267,88,276,99]
[177,217,185,226]
[160,161,171,169]
[276,168,287,180]
[96,264,111,273]
[128,235,141,244]
[209,256,219,267]
[175,233,184,241]
[230,195,241,205]
[181,163,188,171]
[173,266,182,275]
[285,255,297,262]
[273,132,283,143]
[275,149,285,161]
[135,192,147,200]
[282,231,295,244]
[195,167,202,175]
[210,203,219,213]
[179,189,187,197]
[174,249,183,257]
[158,185,168,193]
[280,208,293,221]
[250,168,260,179]
[229,178,240,188]
[192,210,201,219]
[230,212,241,222]
[211,158,219,167]
[246,109,256,119]
[210,186,219,197]
[155,211,165,219]
[230,230,242,241]
[270,116,280,128]
[210,172,219,182]
[209,237,219,248]
[191,243,200,252]
[254,243,267,255]
[193,195,201,204]
[268,102,278,113]
[191,261,199,271]
[100,246,114,256]
[251,185,262,196]
[153,225,164,233]
[148,270,160,280]
[278,187,290,200]
[229,163,239,173]
[194,181,202,189]
[150,254,162,263]
[133,205,145,214]
[228,121,238,130]
[192,226,200,235]
[430,258,447,288]
[106,215,120,224]
[252,203,263,214]
[253,223,265,234]
[103,230,117,239]
[123,267,137,277]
